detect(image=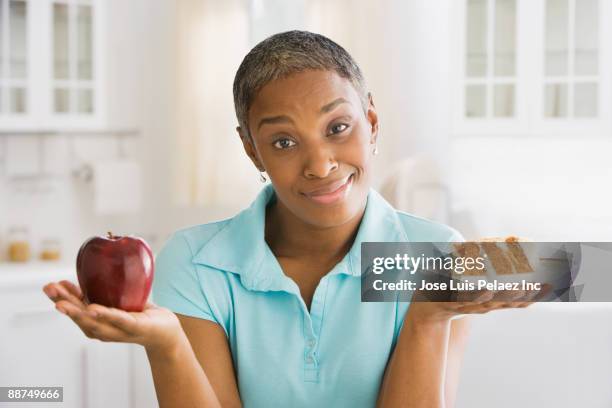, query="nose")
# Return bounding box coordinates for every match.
[303,144,338,179]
